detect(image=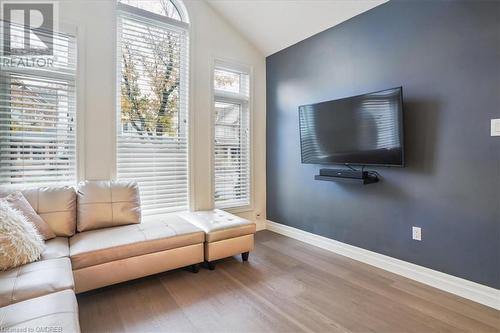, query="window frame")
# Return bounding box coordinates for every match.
[114,0,191,216]
[211,59,254,212]
[116,1,189,29]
